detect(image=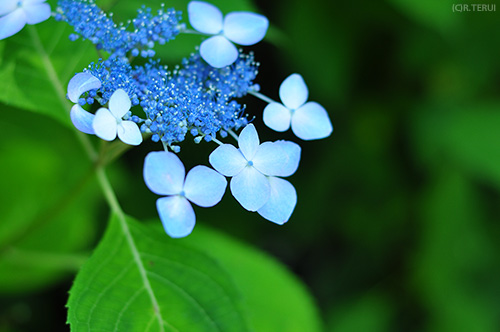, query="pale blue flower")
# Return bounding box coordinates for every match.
[257,176,297,225]
[92,89,142,146]
[209,124,301,224]
[263,73,333,140]
[188,1,268,68]
[0,0,51,40]
[67,72,101,134]
[144,151,227,238]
